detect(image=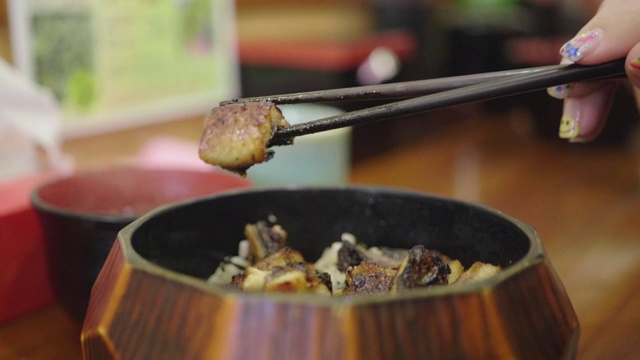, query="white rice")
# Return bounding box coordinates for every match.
[207,240,249,284]
[313,241,347,291]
